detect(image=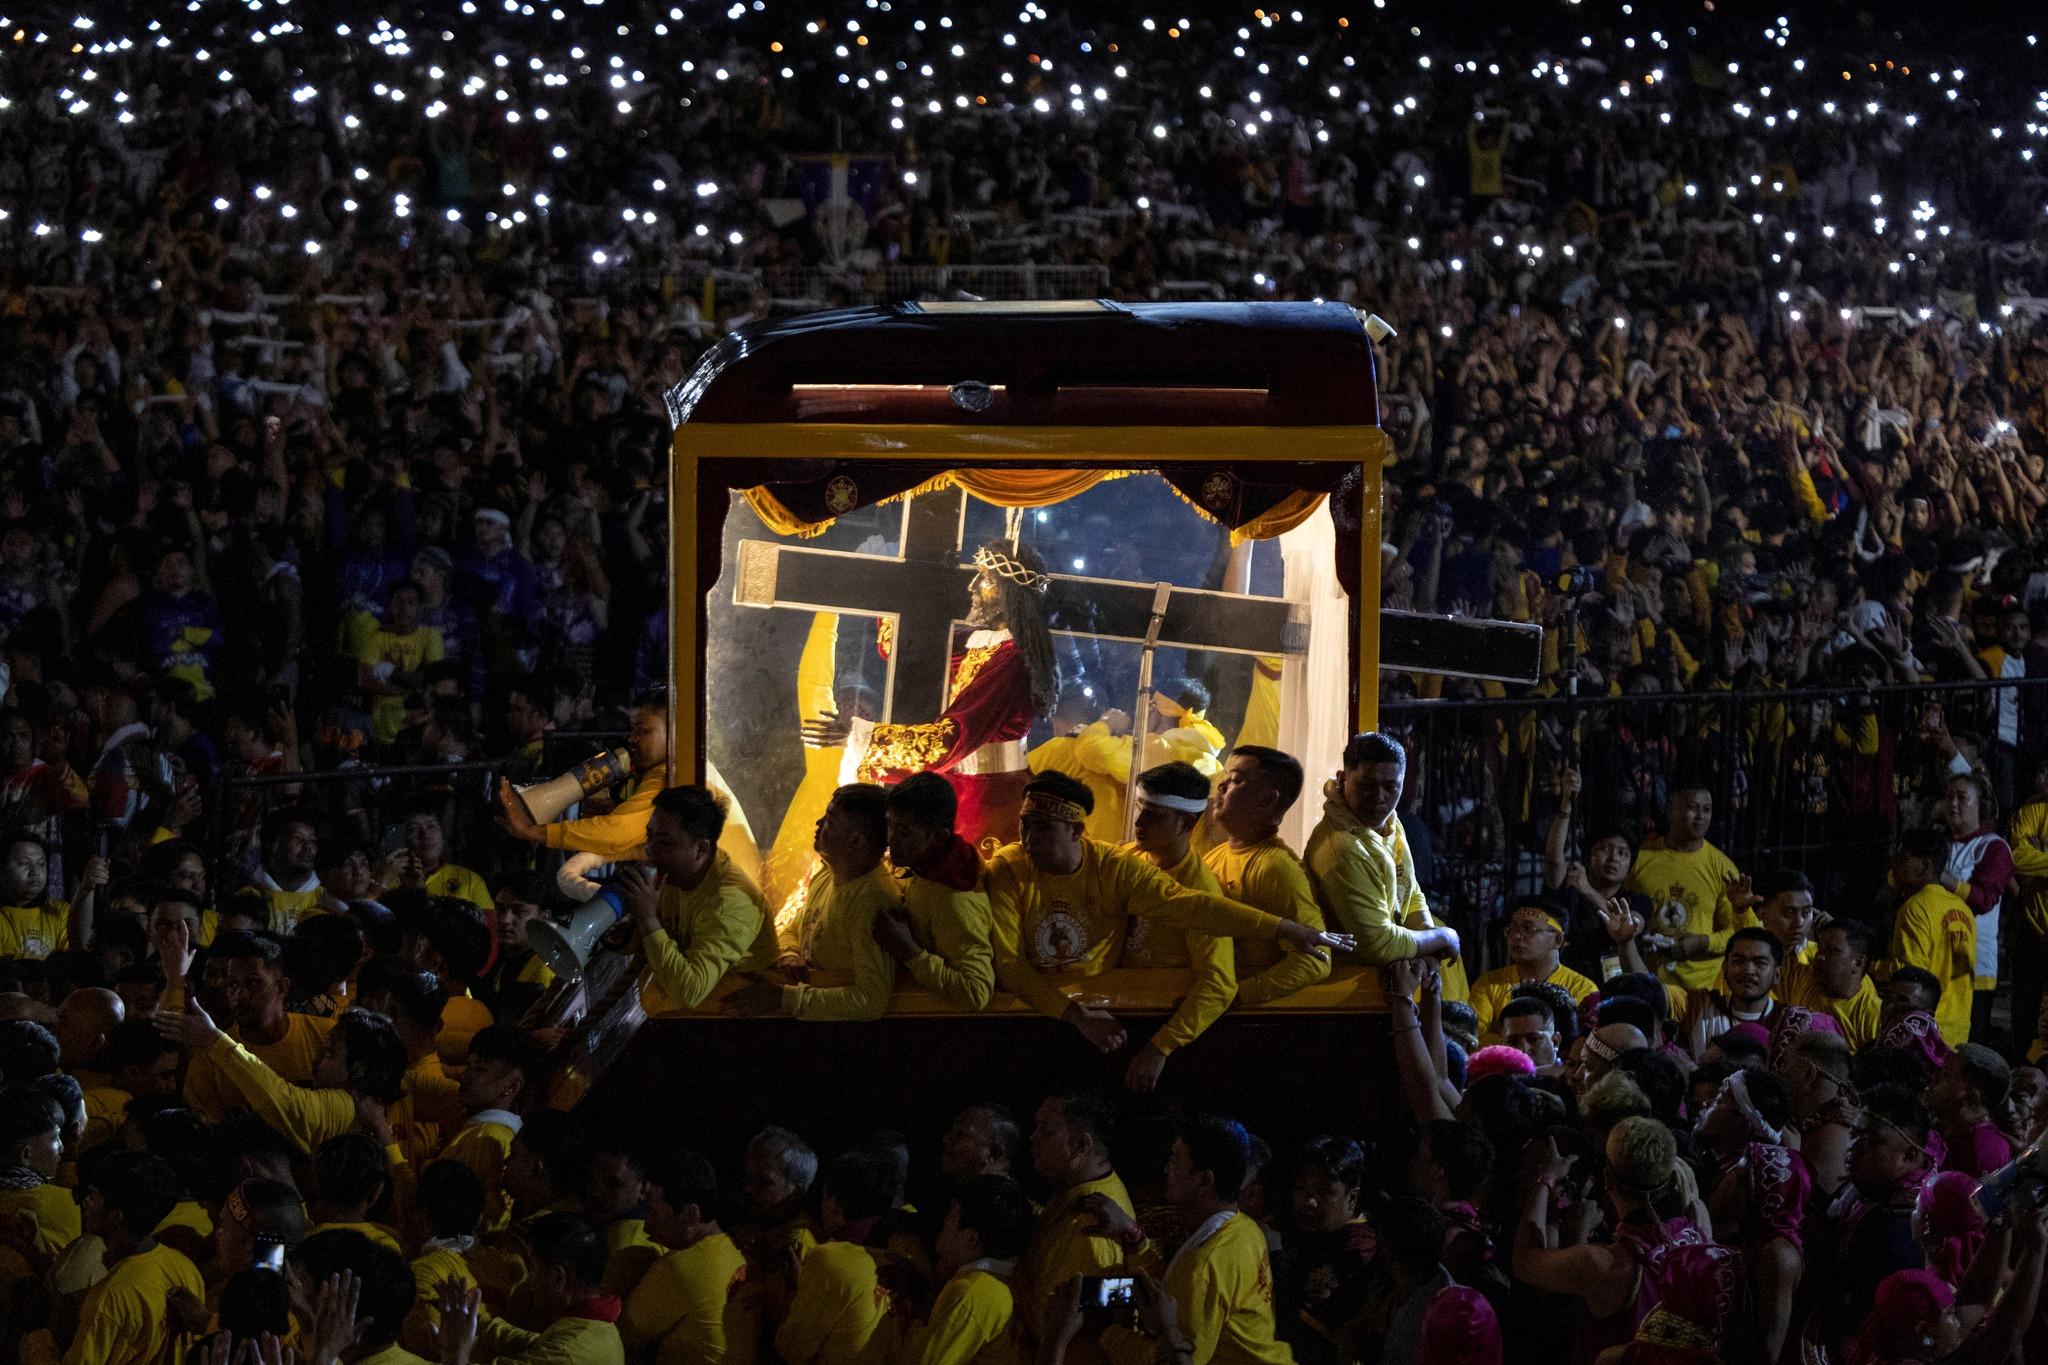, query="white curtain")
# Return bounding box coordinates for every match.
[1276,506,1355,853]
